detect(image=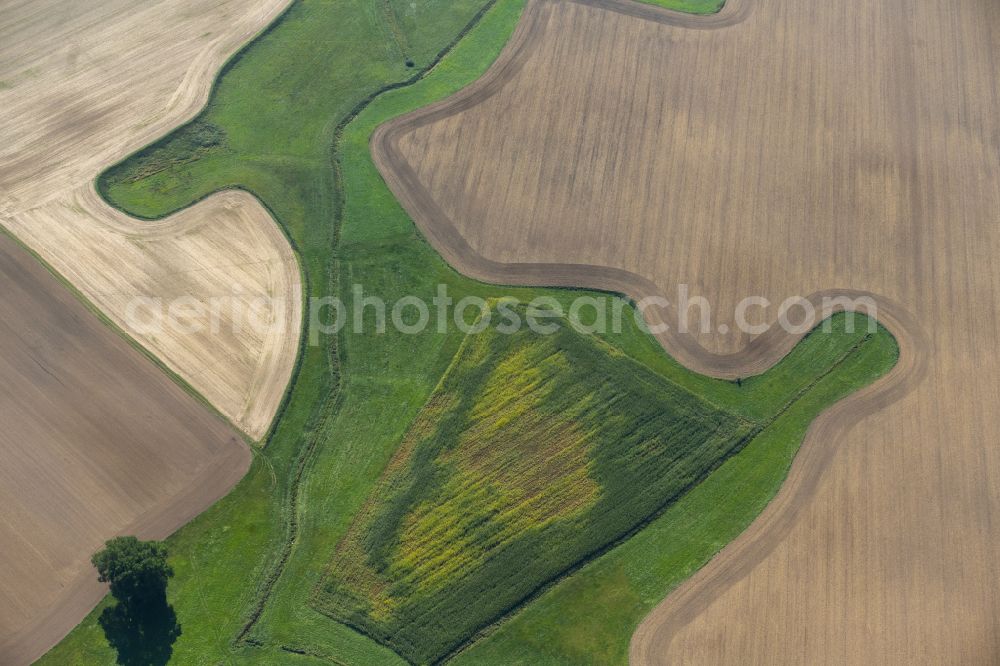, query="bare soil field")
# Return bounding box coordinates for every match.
[375,0,1000,662]
[0,231,249,665]
[0,0,298,439]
